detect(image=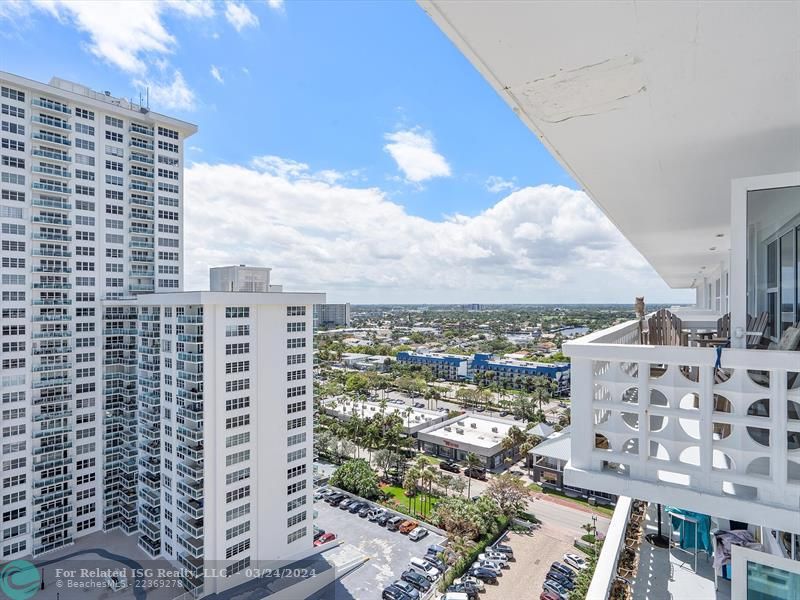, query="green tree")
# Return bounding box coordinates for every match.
[330,459,381,499]
[464,452,482,499]
[486,473,530,518]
